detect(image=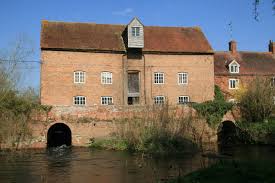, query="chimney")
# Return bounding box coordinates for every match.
[229,40,237,54]
[269,40,275,54]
